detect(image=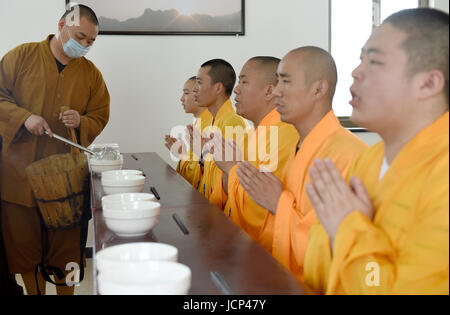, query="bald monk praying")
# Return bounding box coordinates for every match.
[304,8,449,294]
[236,47,367,282]
[164,76,213,188]
[216,56,299,252]
[0,5,109,295]
[191,59,247,209]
